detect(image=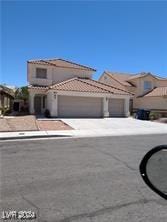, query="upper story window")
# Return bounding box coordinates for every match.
[144,81,152,91]
[36,68,47,79]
